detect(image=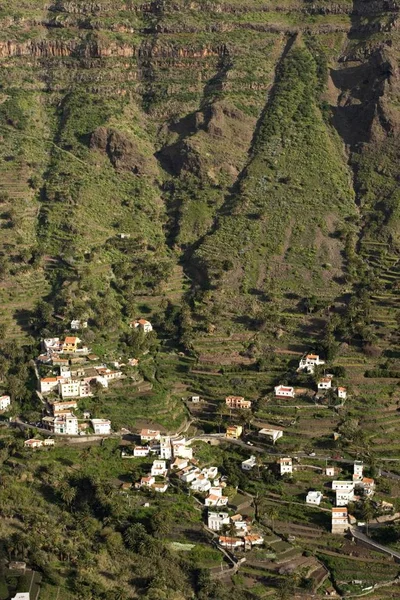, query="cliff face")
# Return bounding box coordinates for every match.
[0,0,399,342]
